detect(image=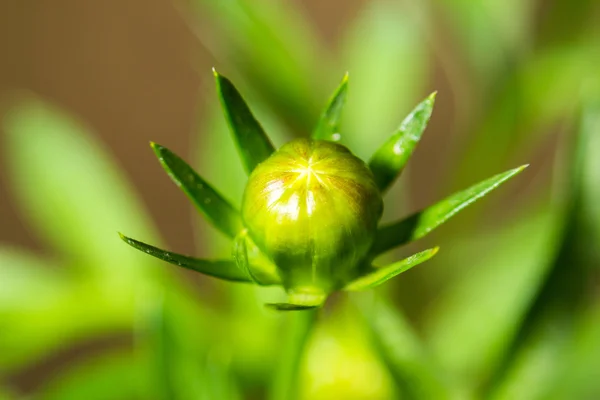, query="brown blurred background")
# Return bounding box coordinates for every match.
[0,0,400,256]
